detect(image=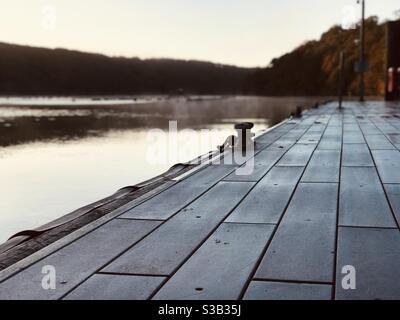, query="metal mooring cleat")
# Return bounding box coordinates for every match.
[218,122,255,155]
[234,122,255,154]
